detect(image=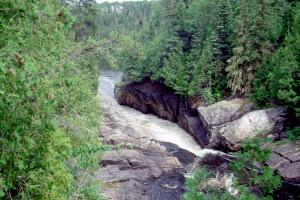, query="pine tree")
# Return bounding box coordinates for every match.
[226,0,273,96]
[162,42,191,97]
[214,0,232,74]
[189,39,216,103]
[253,2,300,117]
